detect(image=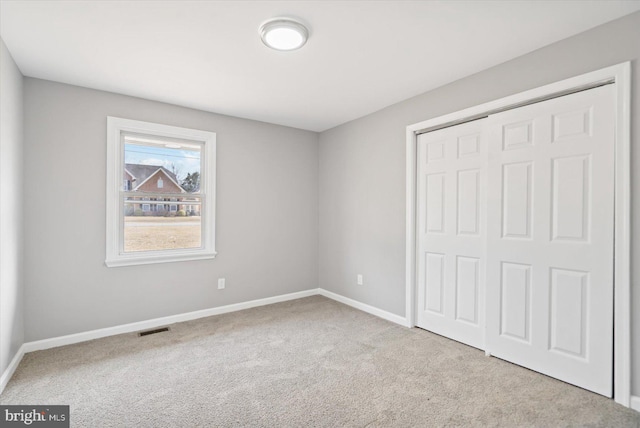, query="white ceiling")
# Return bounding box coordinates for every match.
[1,1,639,132]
